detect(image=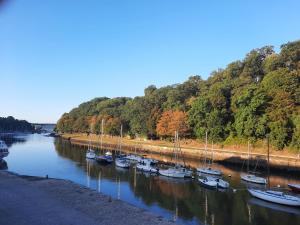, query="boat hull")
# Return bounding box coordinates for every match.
[115,159,130,168]
[159,169,186,178]
[197,167,222,176]
[288,184,300,193]
[248,189,300,207]
[198,178,218,189]
[136,164,158,173]
[241,174,267,185]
